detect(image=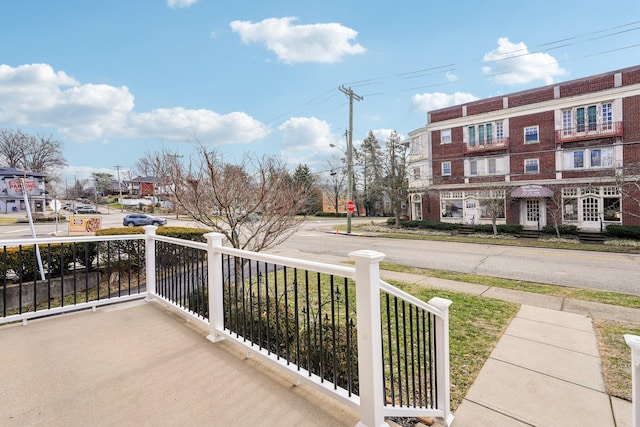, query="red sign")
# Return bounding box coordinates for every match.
[346,201,356,213]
